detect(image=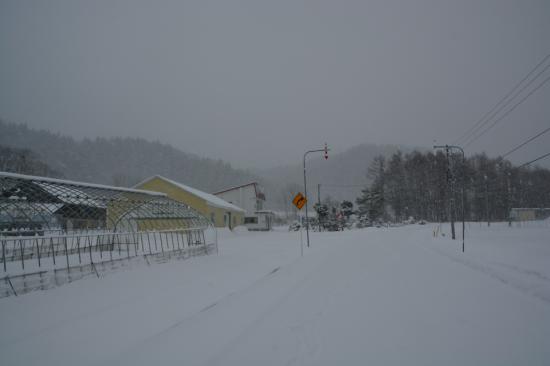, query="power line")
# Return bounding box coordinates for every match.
[461,62,550,146]
[464,74,550,147]
[518,151,550,168]
[501,126,550,158]
[454,52,550,145]
[456,53,550,145]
